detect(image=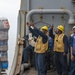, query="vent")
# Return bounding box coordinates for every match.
[72,0,75,3]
